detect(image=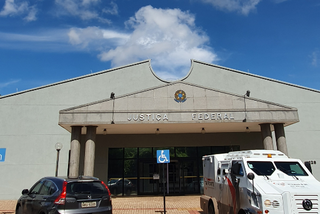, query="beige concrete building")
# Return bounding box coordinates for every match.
[0,59,319,199]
